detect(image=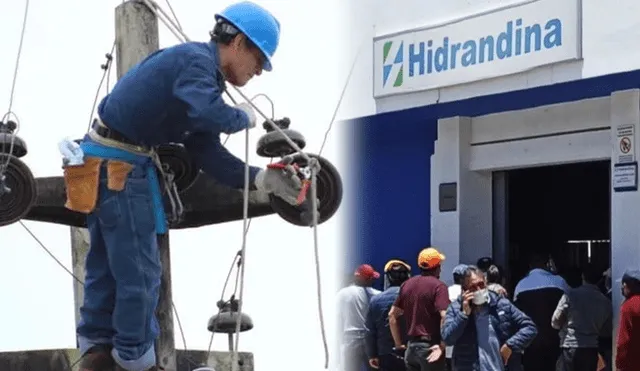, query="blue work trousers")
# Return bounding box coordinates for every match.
[76,161,162,371]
